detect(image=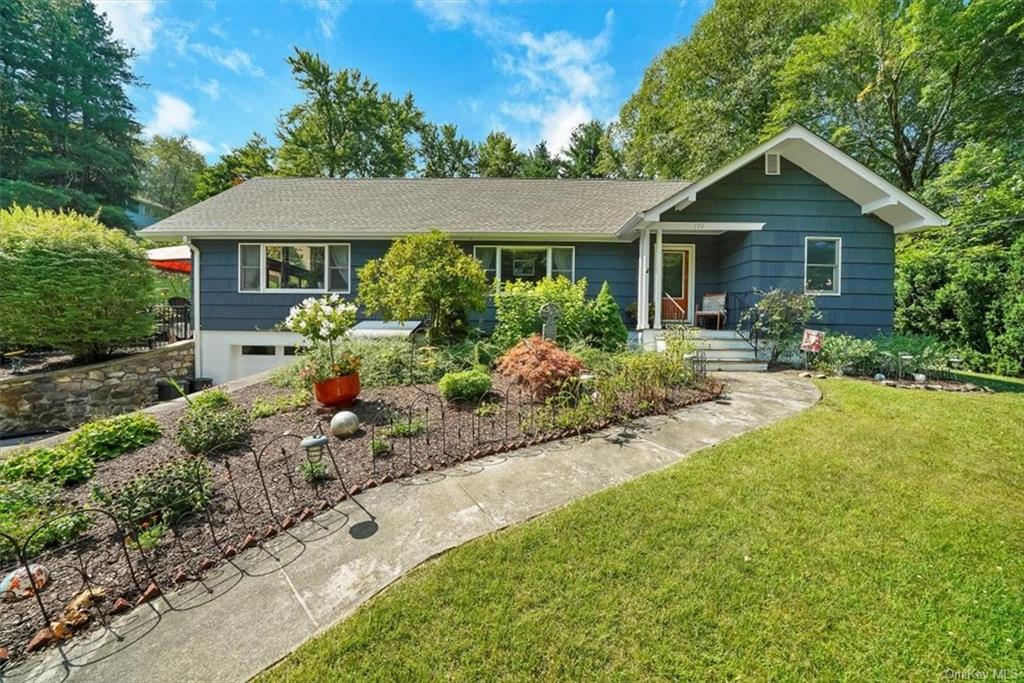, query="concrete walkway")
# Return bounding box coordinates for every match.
[10,372,819,683]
